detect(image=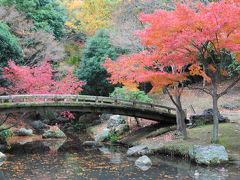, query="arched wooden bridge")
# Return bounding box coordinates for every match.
[0,94,177,124]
